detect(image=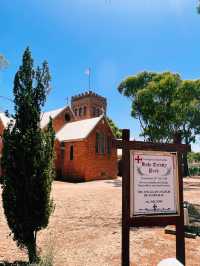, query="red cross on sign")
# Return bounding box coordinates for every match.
[135,155,142,164]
